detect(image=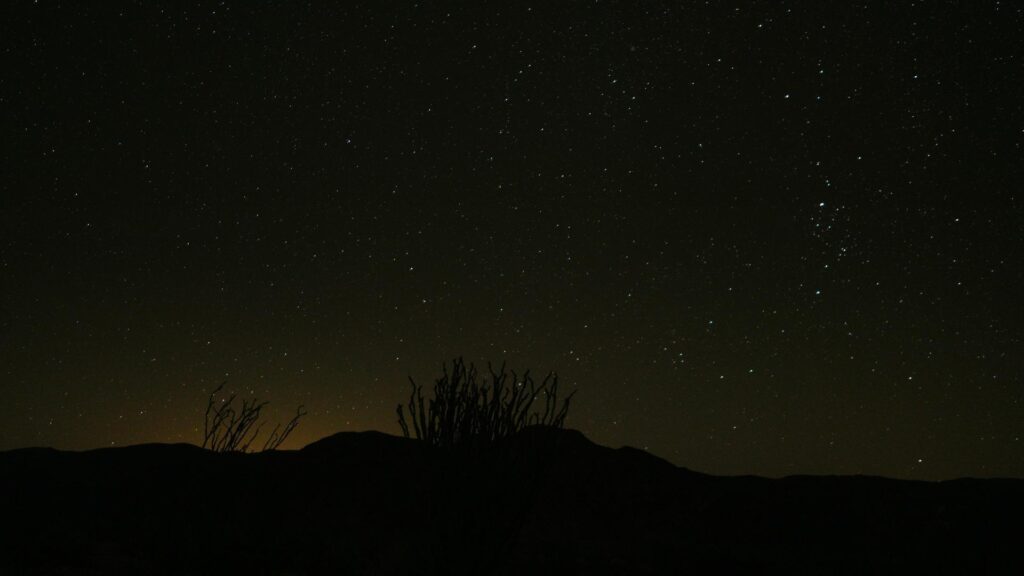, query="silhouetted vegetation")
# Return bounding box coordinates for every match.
[202,383,307,452]
[396,357,575,447]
